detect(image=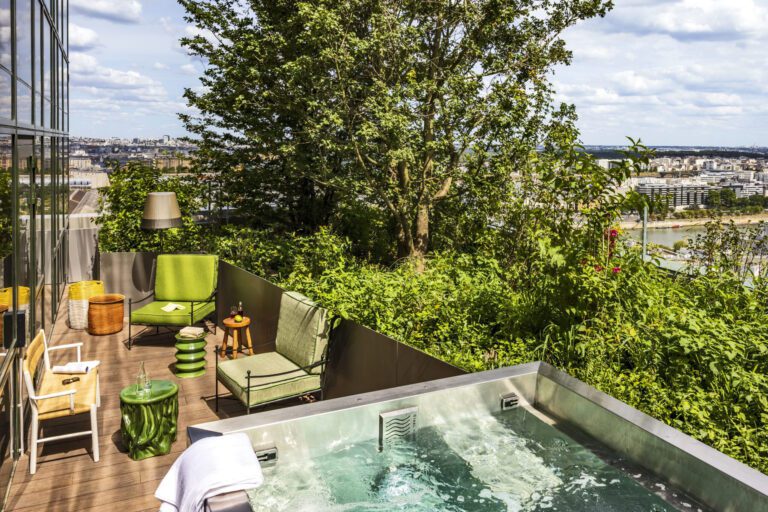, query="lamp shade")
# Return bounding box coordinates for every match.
[141,192,182,229]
